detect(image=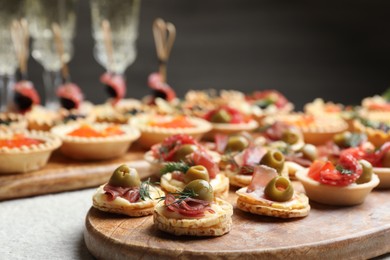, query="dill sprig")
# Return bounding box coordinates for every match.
[139,178,158,201]
[160,162,190,175]
[157,188,198,206]
[336,165,354,175]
